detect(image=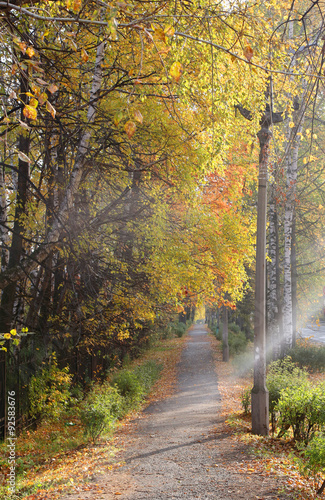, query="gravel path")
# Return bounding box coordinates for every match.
[63,324,293,499]
[112,325,289,499]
